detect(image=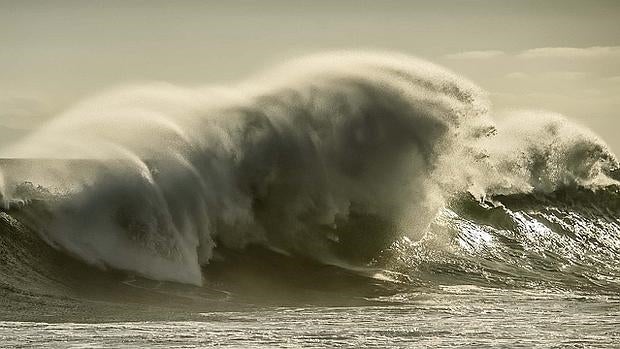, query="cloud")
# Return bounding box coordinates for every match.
[505,71,589,81]
[443,50,505,60]
[541,71,590,80]
[505,72,529,79]
[518,46,620,59]
[445,46,620,61]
